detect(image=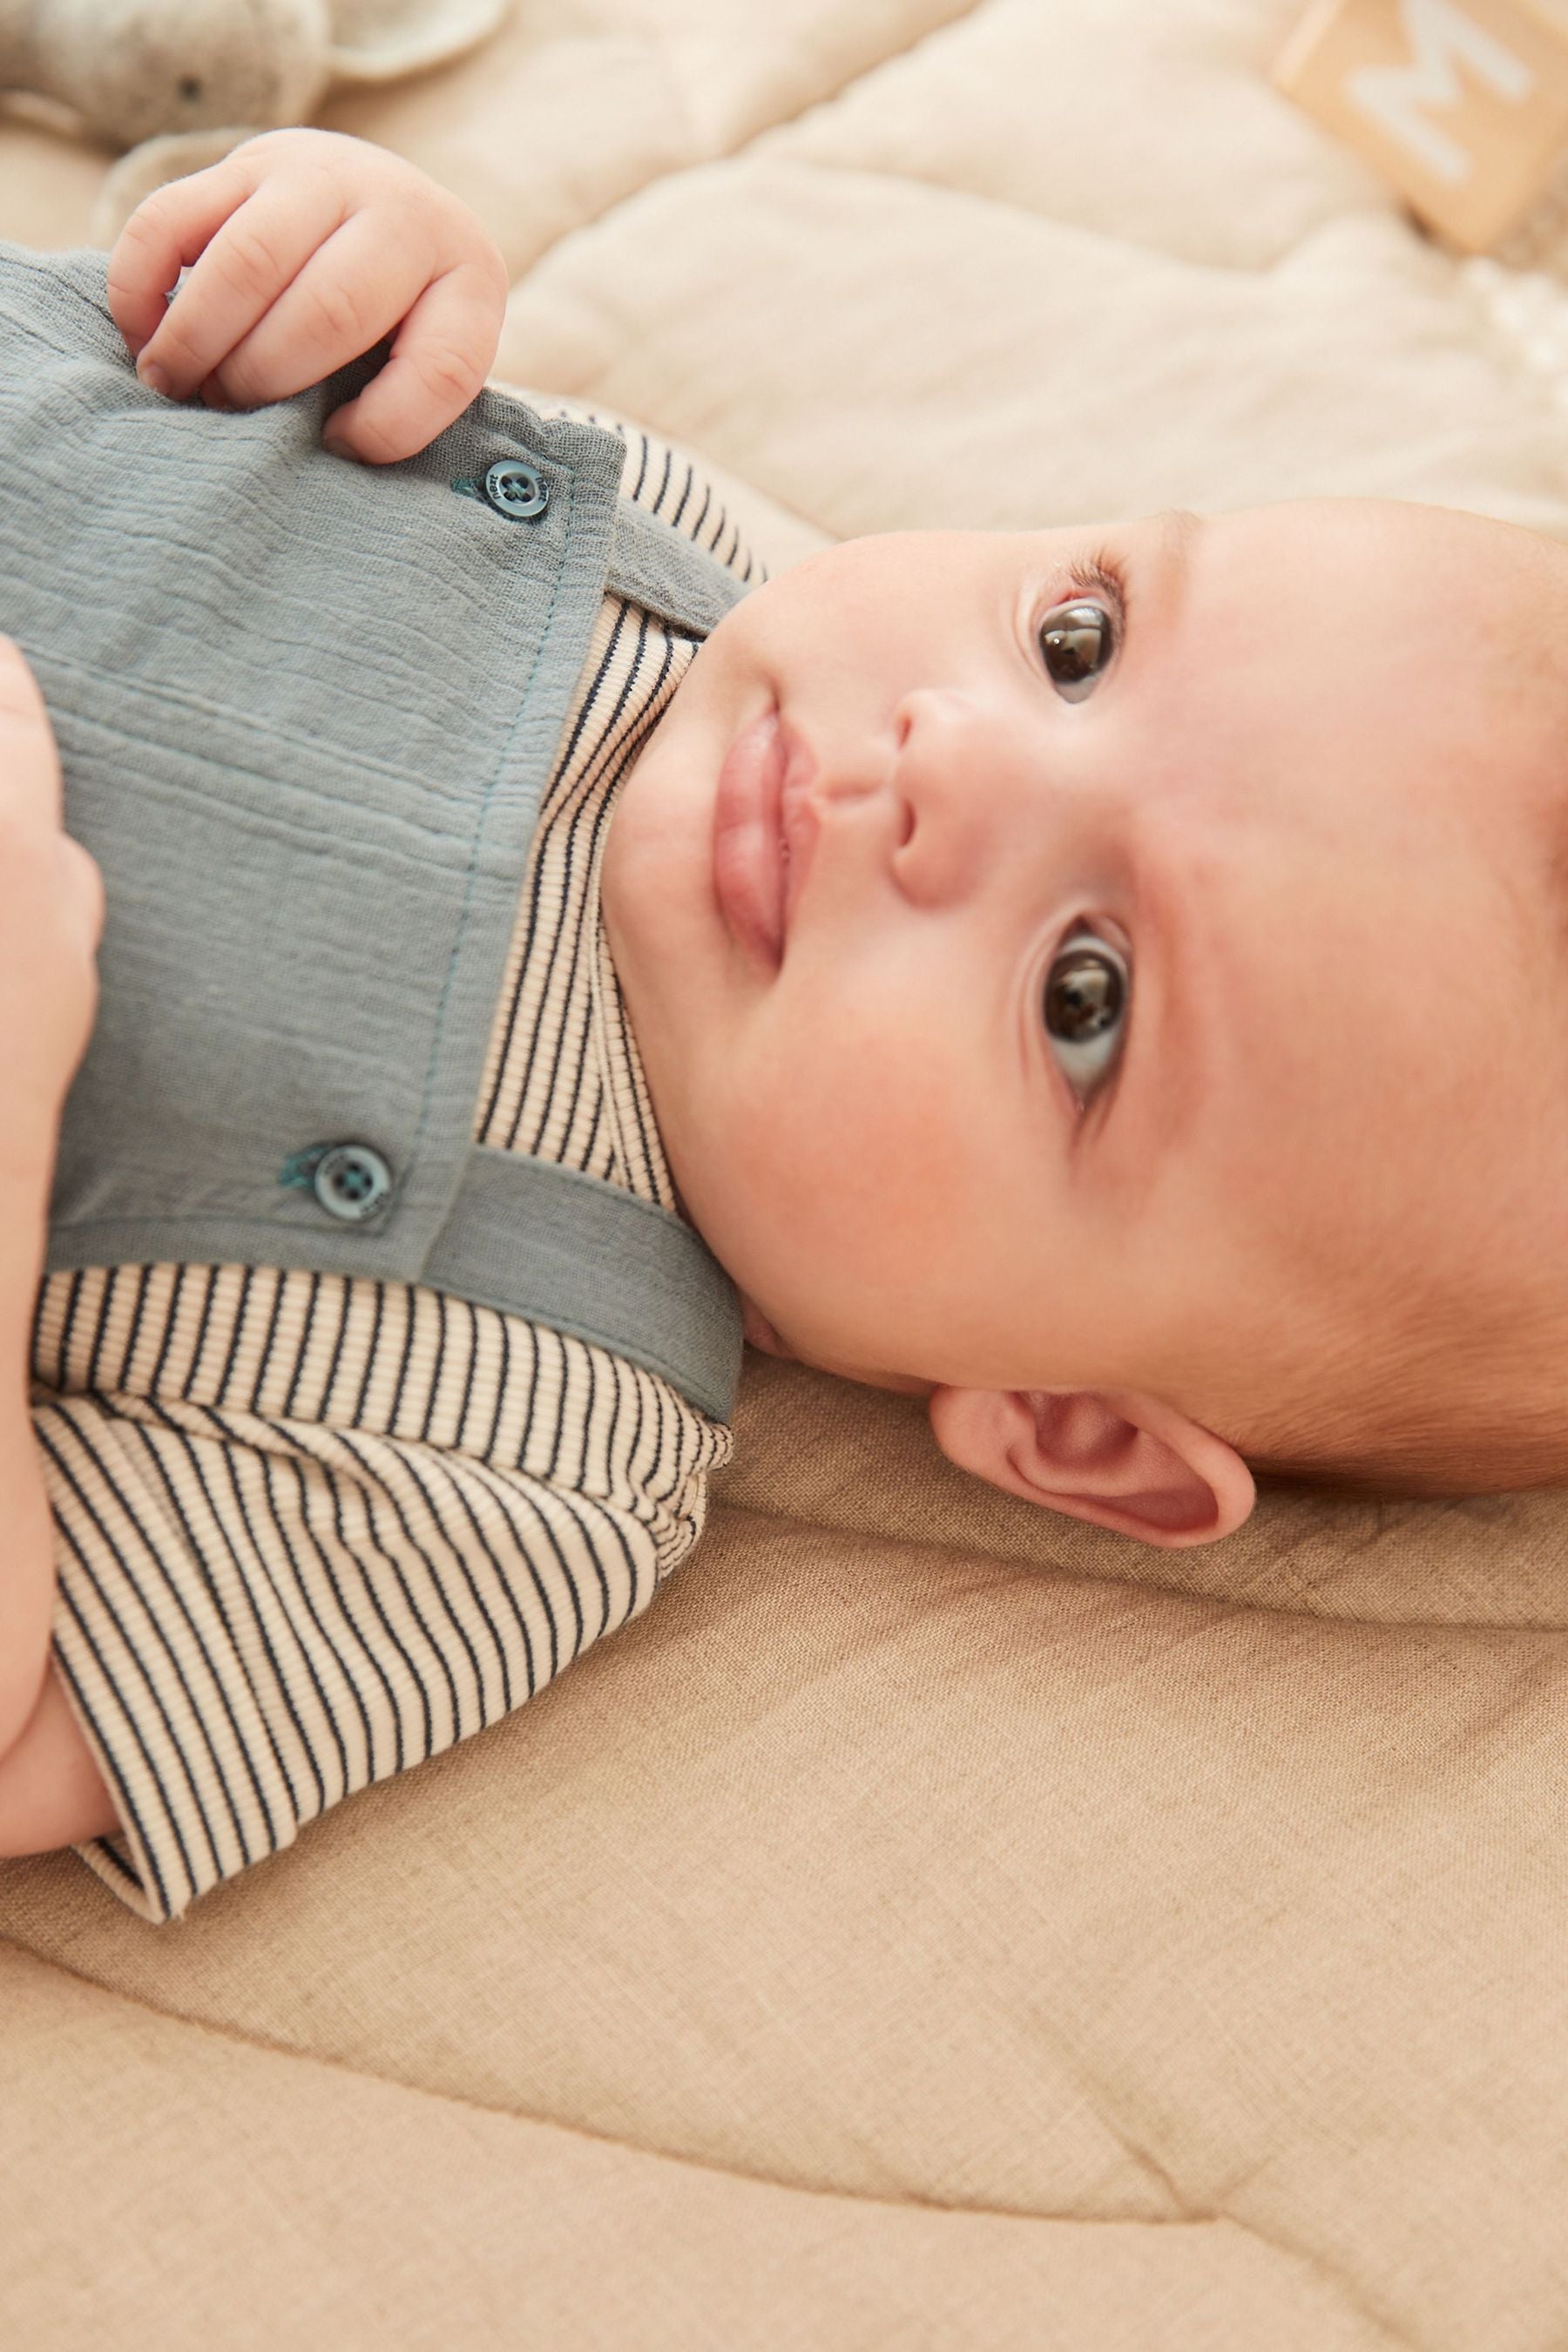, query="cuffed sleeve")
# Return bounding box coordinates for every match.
[38,1387,697,1922]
